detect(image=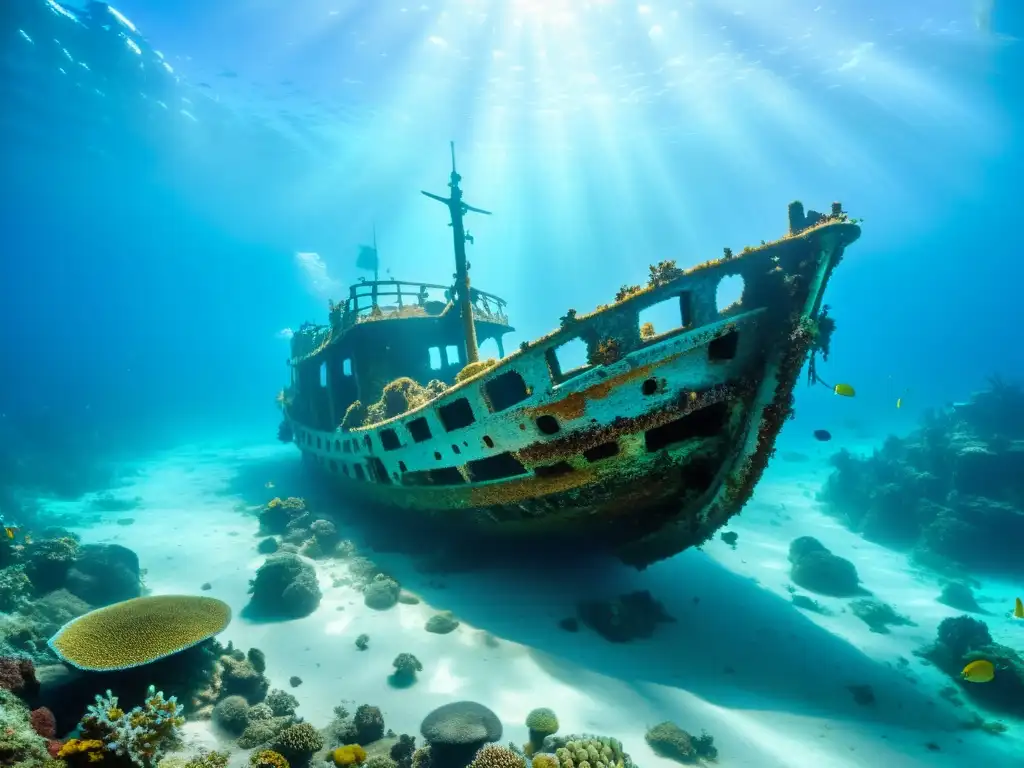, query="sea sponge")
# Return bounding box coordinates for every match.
[273,723,325,764]
[787,538,863,597]
[644,722,717,763]
[251,750,290,768]
[390,653,423,686]
[469,745,526,768]
[364,575,401,610]
[332,744,368,766]
[47,594,232,671]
